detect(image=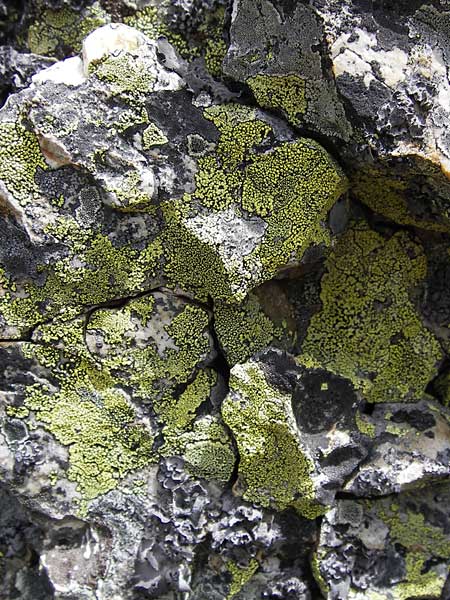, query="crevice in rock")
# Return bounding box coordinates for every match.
[361,401,375,416]
[6,285,167,345]
[426,356,450,404]
[207,294,241,489]
[0,335,33,342]
[225,79,351,171]
[208,295,231,388]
